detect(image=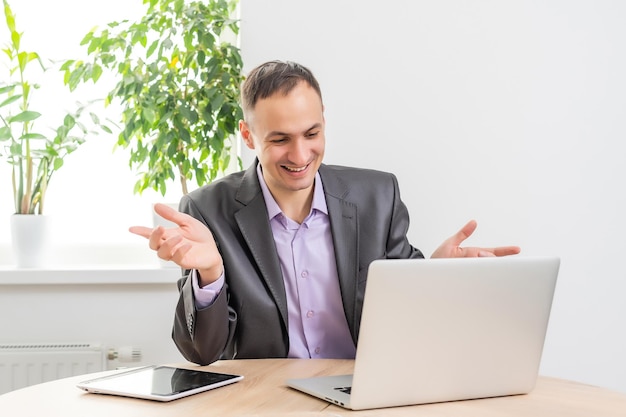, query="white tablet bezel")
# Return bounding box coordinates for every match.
[77,365,243,402]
